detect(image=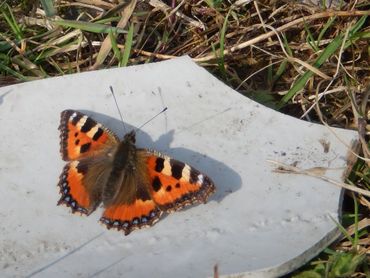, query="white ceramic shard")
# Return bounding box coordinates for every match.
[0,56,358,278]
